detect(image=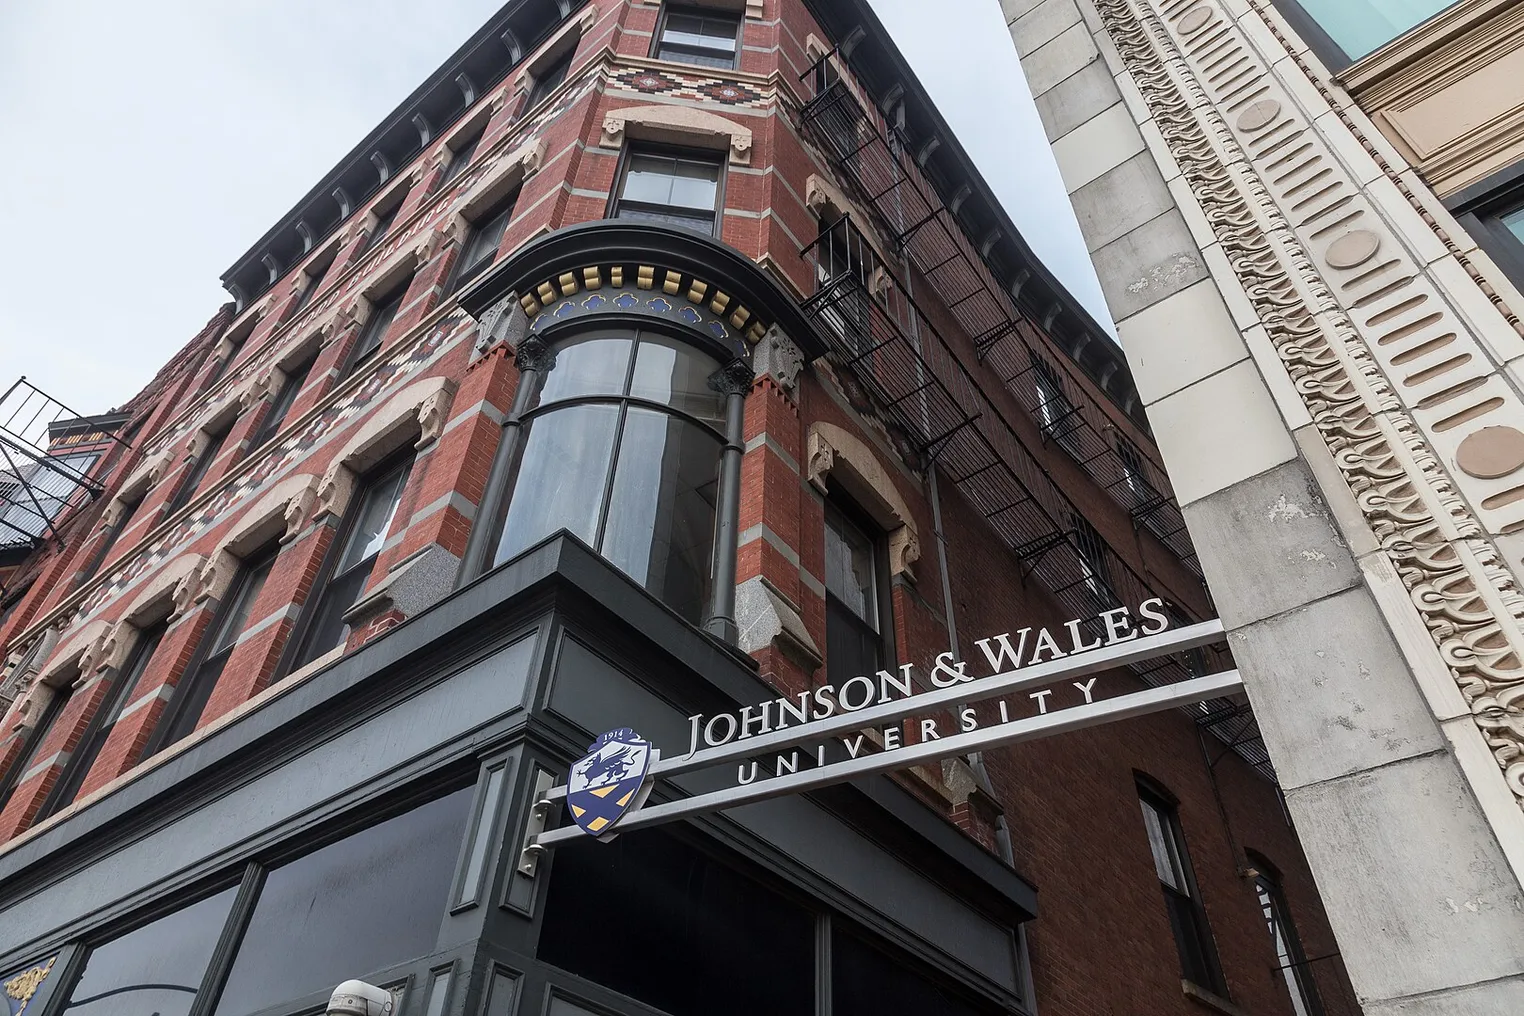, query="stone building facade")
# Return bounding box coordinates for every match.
[1003,0,1524,1011]
[0,2,1357,1015]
